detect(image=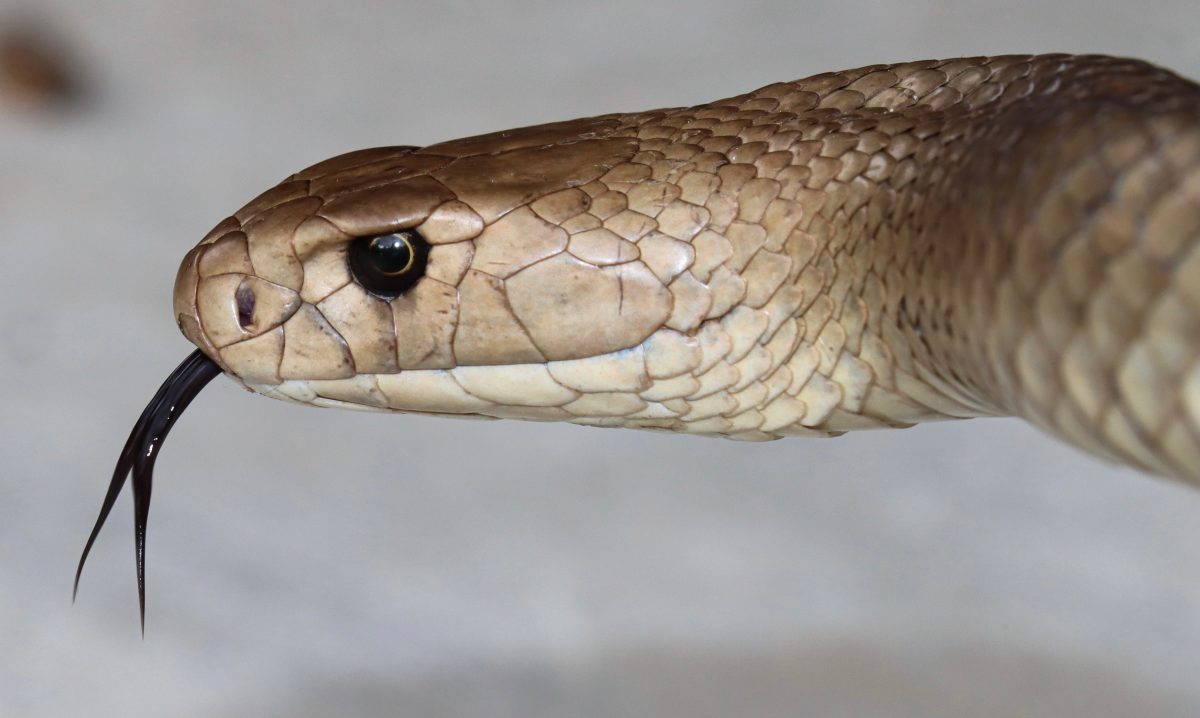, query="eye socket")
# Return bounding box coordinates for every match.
[347,230,429,299]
